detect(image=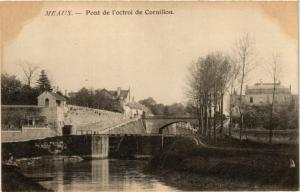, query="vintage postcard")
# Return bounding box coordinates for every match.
[0,1,298,191]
